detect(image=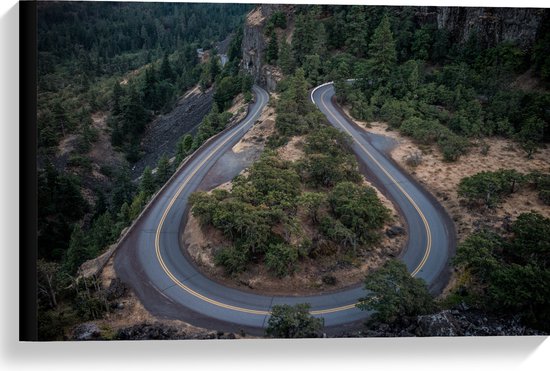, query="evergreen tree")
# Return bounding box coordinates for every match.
[288,68,310,116]
[160,51,174,81]
[140,166,156,197]
[266,30,279,65]
[367,15,397,84]
[63,225,89,275]
[357,260,436,323]
[345,6,369,58]
[278,40,294,75]
[111,81,124,116]
[155,154,171,187]
[122,84,148,139]
[266,304,324,338]
[142,65,159,110]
